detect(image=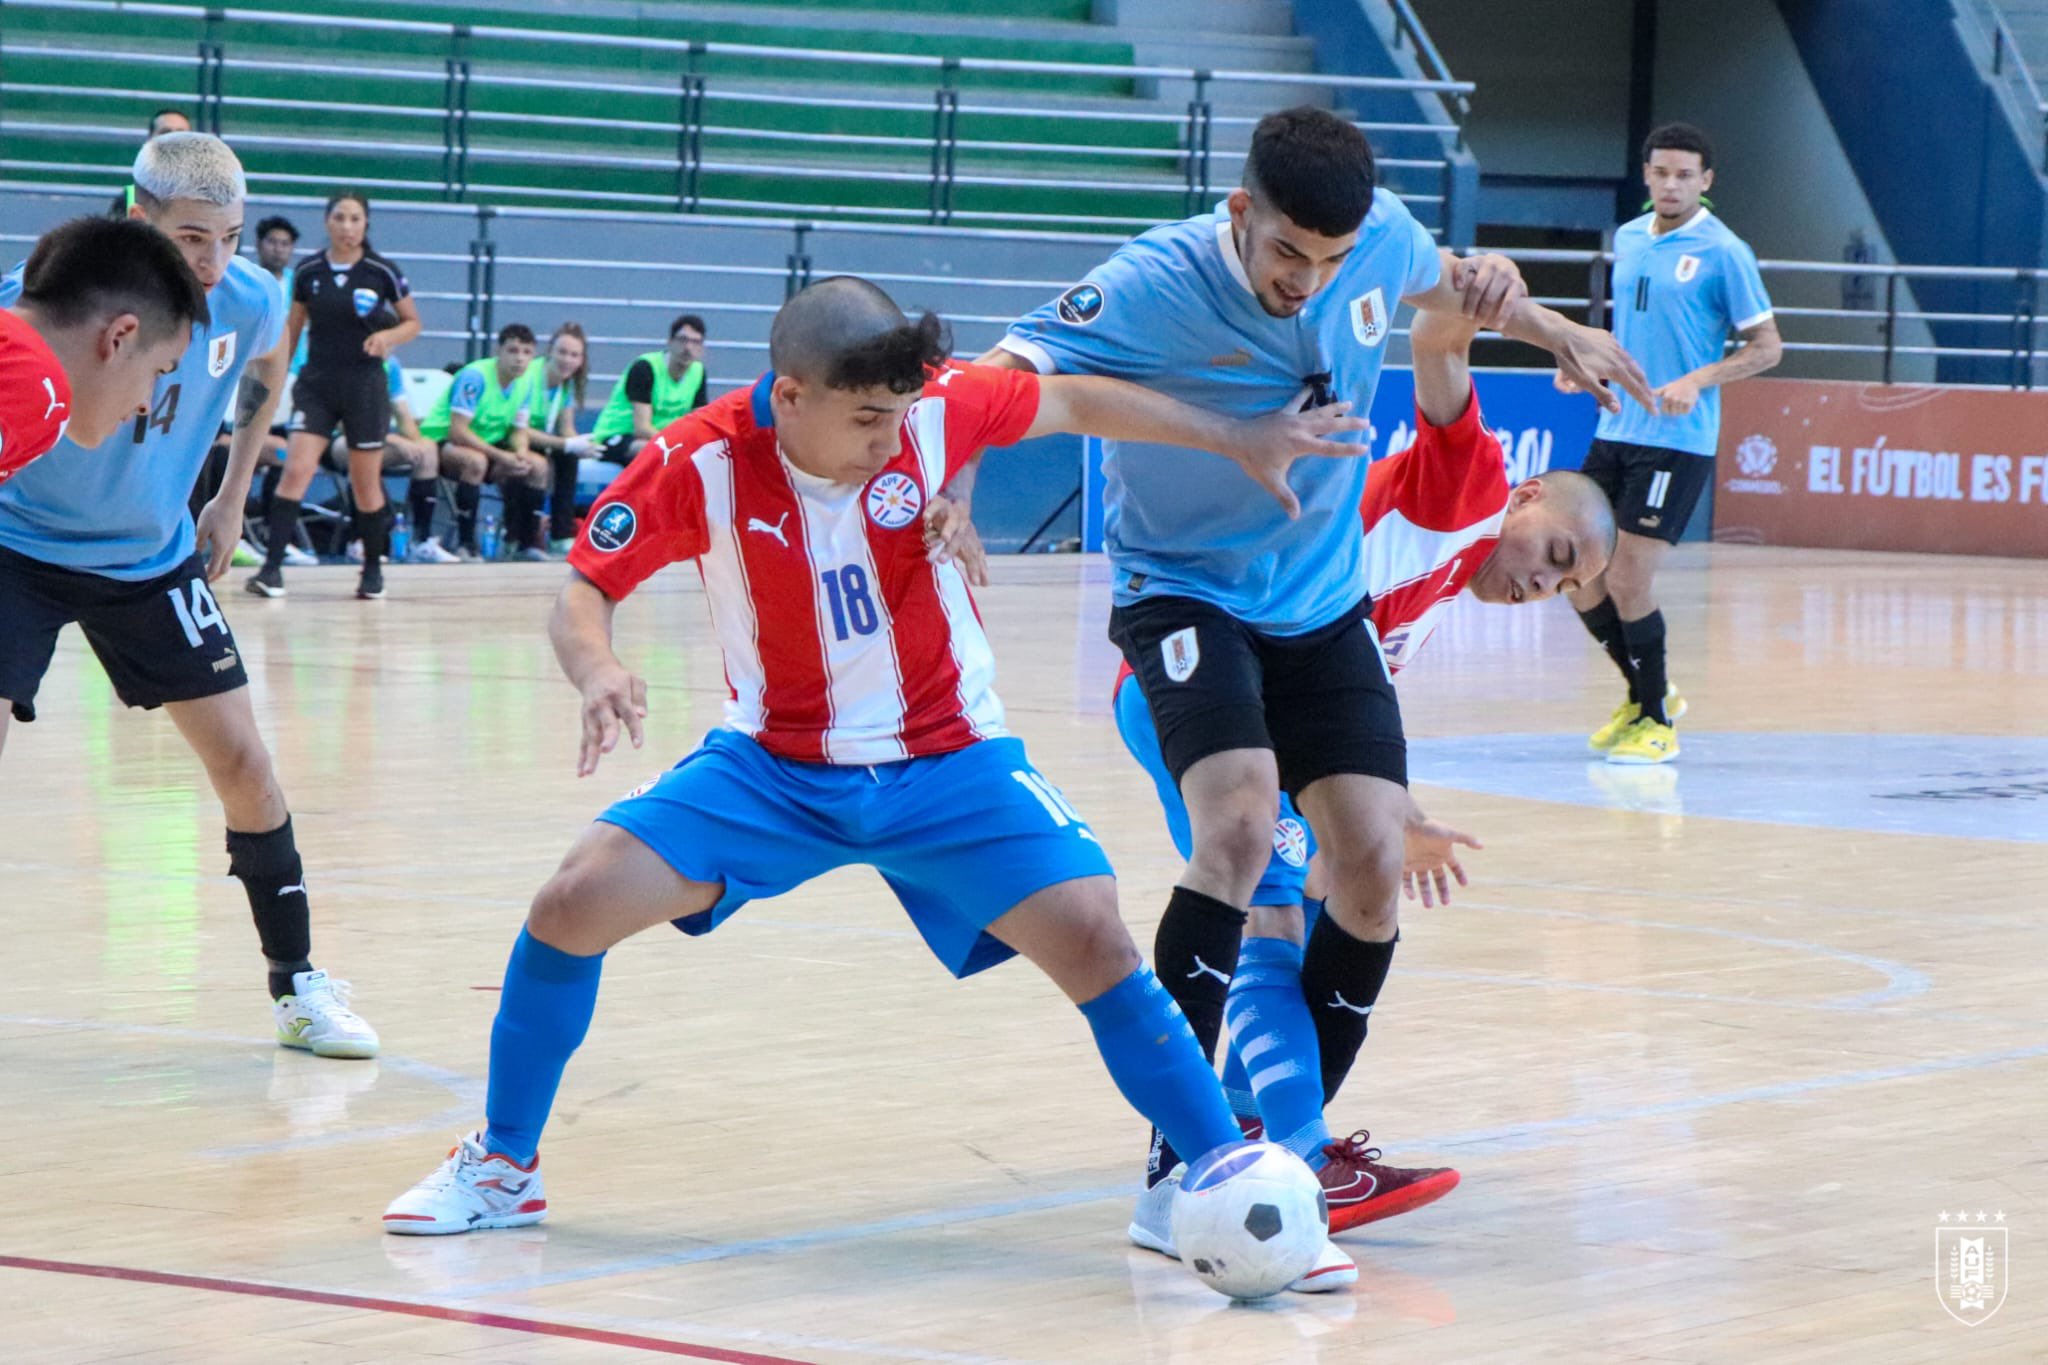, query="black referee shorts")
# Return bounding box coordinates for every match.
[290,364,391,452]
[1108,592,1406,796]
